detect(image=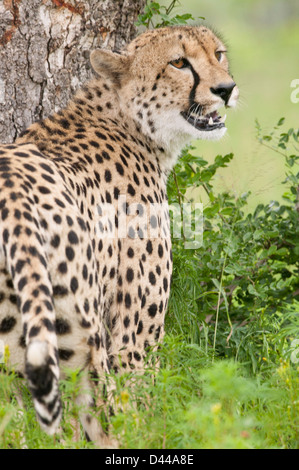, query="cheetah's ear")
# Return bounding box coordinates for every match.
[90,49,132,87]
